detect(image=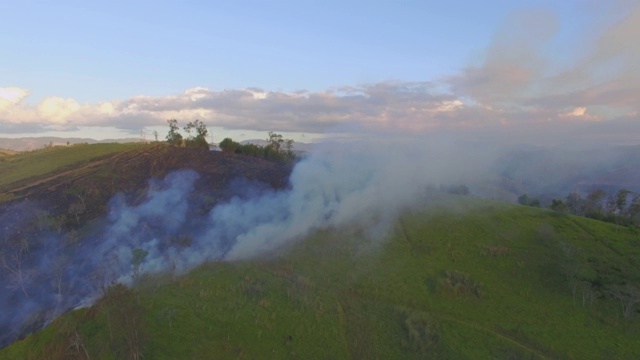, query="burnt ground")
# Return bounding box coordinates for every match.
[0,144,293,348]
[0,144,292,230]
